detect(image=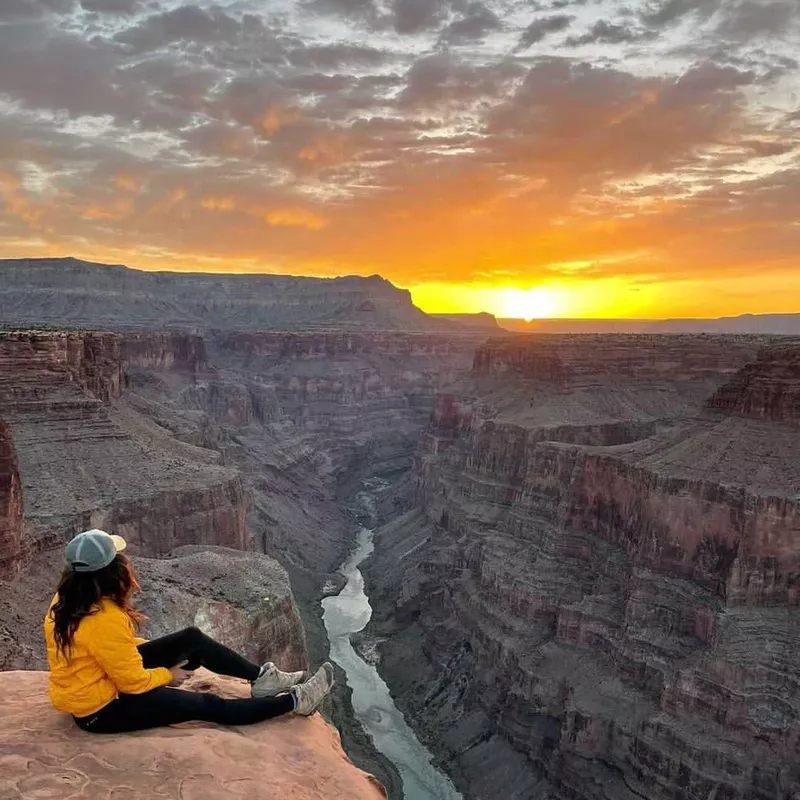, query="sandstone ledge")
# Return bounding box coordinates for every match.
[0,669,386,800]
